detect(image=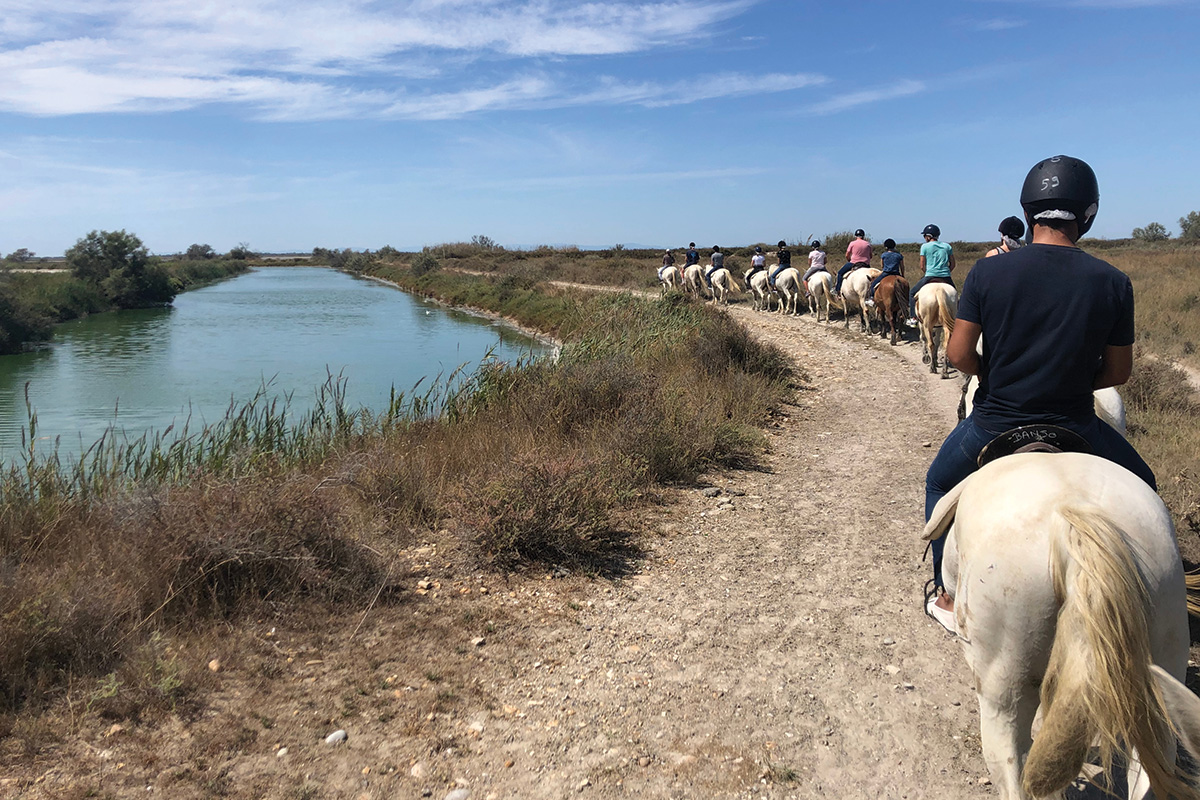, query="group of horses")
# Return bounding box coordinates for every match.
[659,263,959,379]
[662,258,1200,799]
